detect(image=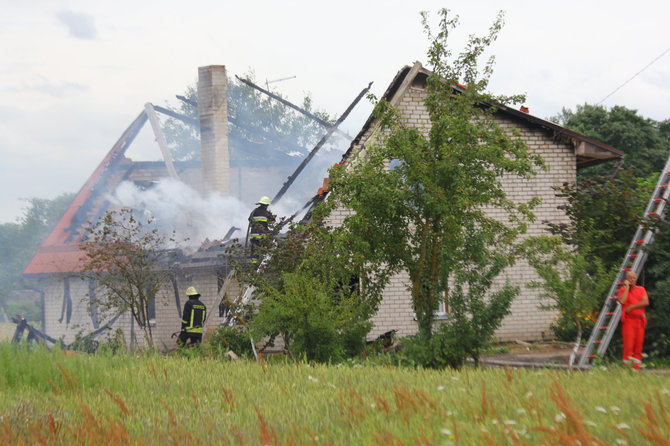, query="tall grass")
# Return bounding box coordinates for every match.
[0,342,668,445]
